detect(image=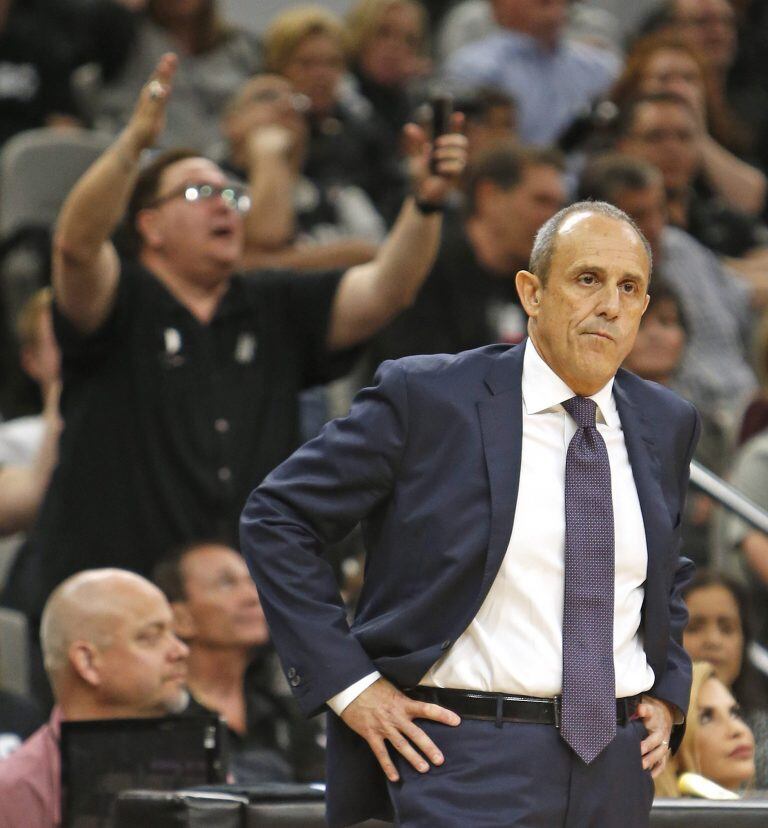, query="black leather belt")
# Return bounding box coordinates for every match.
[405,686,642,728]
